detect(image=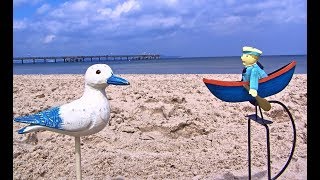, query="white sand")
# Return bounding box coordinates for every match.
[13,74,307,180]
